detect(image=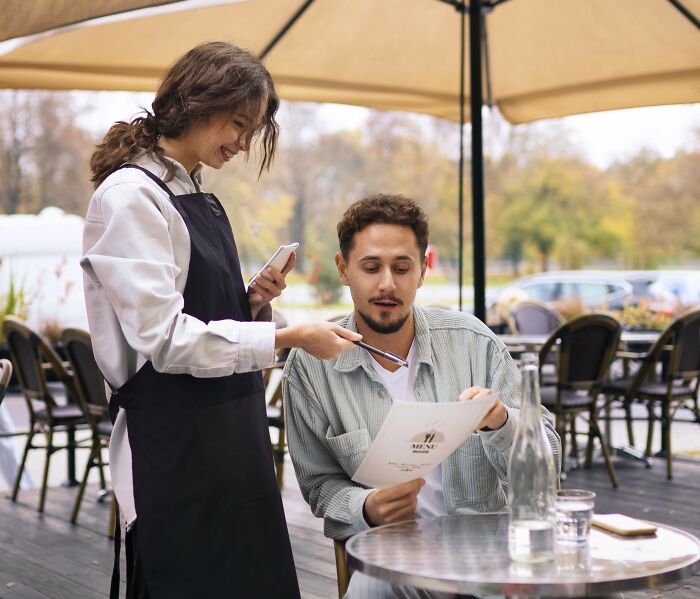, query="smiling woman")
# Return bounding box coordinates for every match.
[82,41,361,599]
